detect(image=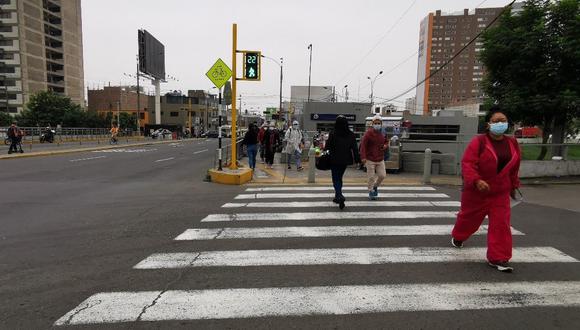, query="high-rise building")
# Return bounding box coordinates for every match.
[414,7,504,116]
[0,0,84,115]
